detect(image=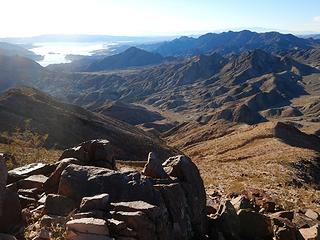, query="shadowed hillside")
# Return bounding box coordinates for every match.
[0,87,178,160]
